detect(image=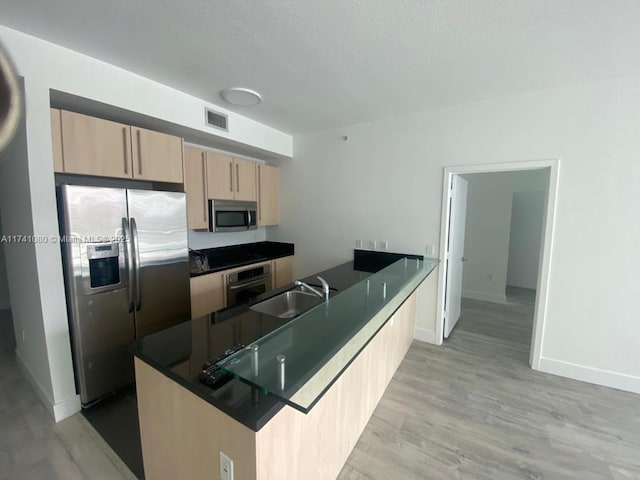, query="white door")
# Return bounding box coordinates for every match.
[444,175,468,338]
